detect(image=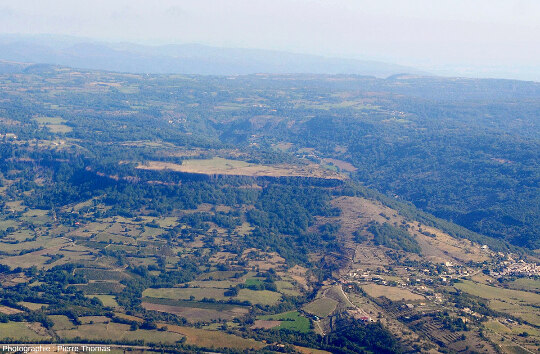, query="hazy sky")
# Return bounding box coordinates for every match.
[1,0,539,77]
